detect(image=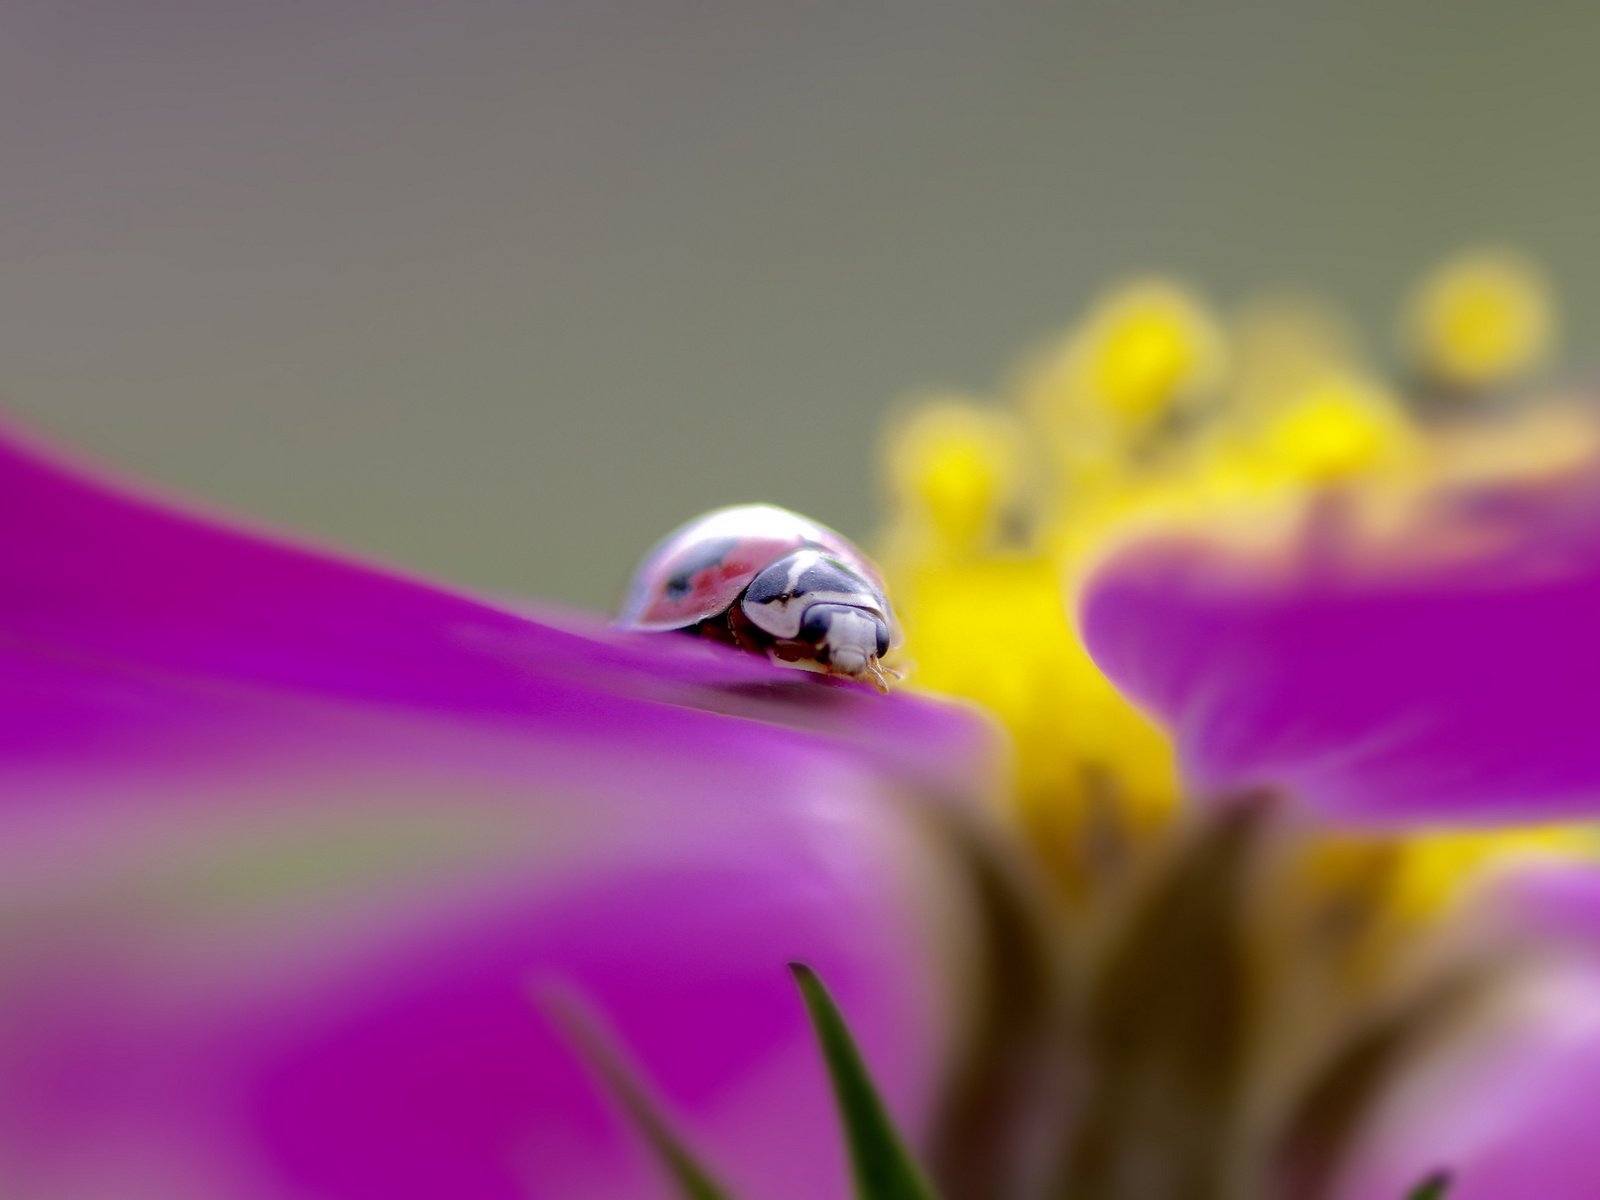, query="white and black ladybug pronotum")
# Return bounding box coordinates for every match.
[617,504,900,691]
